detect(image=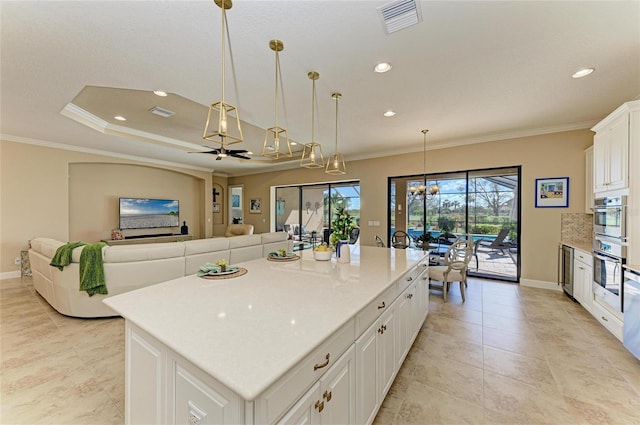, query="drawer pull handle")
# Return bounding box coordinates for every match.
[407,276,413,281]
[315,400,324,412]
[378,326,383,334]
[314,353,330,371]
[377,301,386,310]
[602,316,608,322]
[323,390,332,402]
[382,324,387,331]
